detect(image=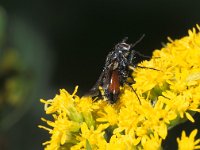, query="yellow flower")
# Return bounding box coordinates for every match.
[177,129,200,150]
[38,116,80,150]
[40,25,200,150]
[40,87,83,122]
[71,122,109,150]
[96,104,118,126]
[141,133,162,150]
